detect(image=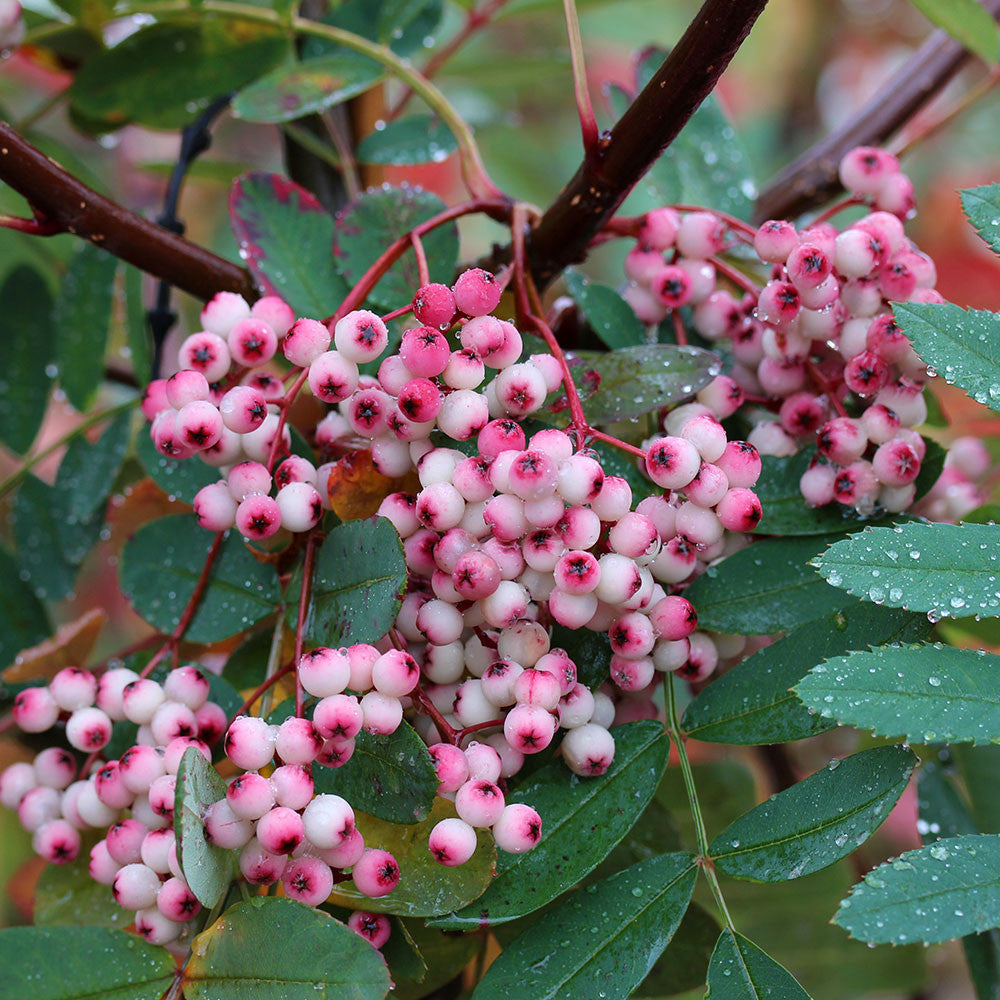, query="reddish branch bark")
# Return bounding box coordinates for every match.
[0,122,256,301]
[524,0,769,287]
[754,0,1000,222]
